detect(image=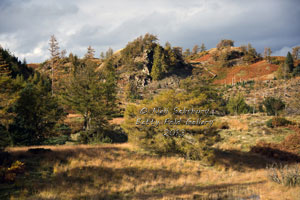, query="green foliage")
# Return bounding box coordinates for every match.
[292,64,300,77]
[43,135,70,145]
[63,58,119,143]
[0,124,11,150]
[9,81,64,145]
[263,97,285,116]
[0,47,33,79]
[121,33,158,70]
[266,117,292,128]
[226,93,250,115]
[216,39,234,49]
[151,45,167,80]
[242,43,260,64]
[200,43,206,52]
[125,80,140,102]
[285,52,294,73]
[122,81,224,163]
